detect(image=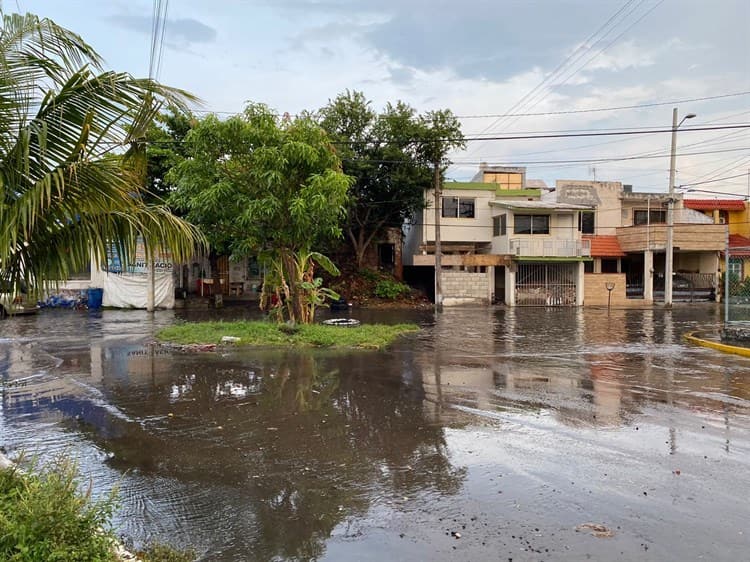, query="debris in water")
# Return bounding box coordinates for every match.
[221,336,241,343]
[576,523,614,538]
